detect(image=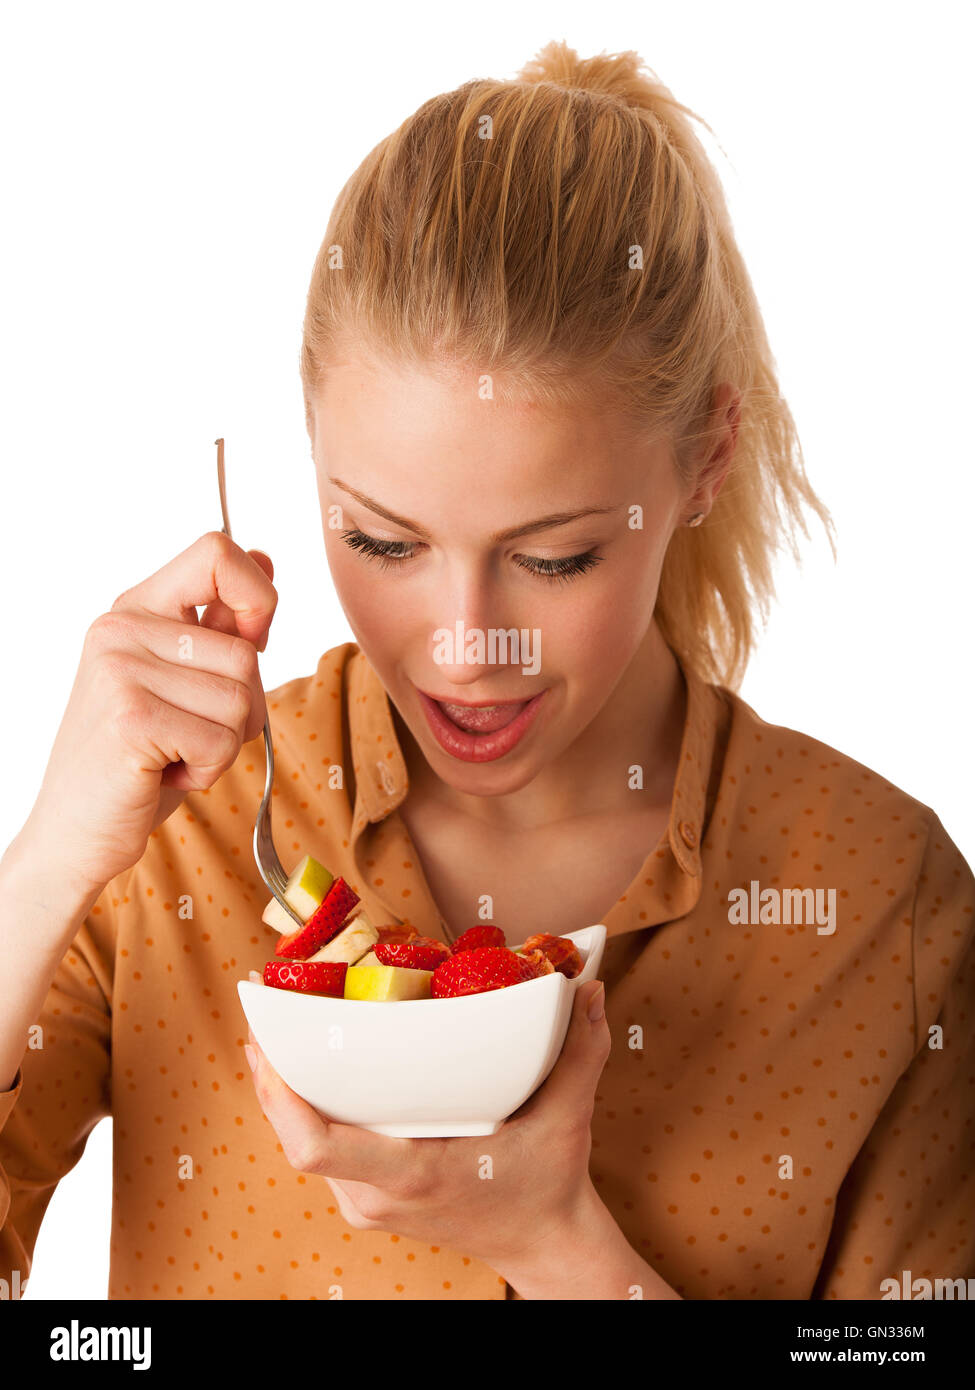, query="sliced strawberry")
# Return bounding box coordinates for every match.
[263,960,348,997]
[431,946,543,998]
[275,877,360,960]
[374,936,452,971]
[517,933,583,979]
[450,925,507,953]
